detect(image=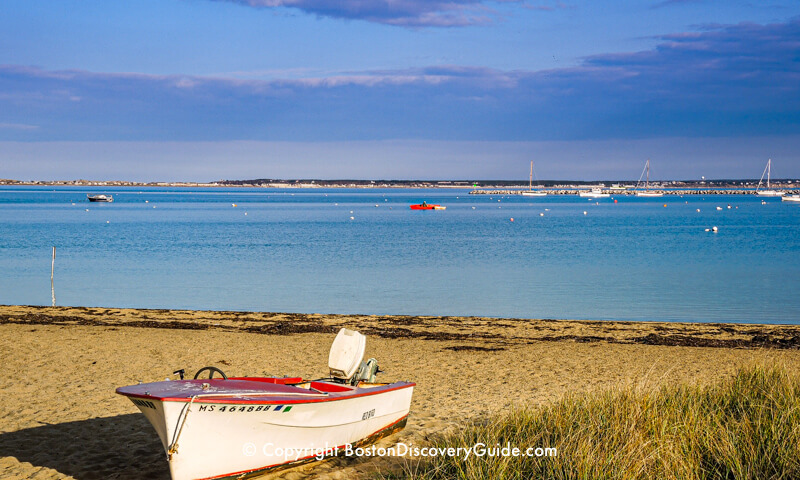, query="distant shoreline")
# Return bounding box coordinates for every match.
[2,178,798,192]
